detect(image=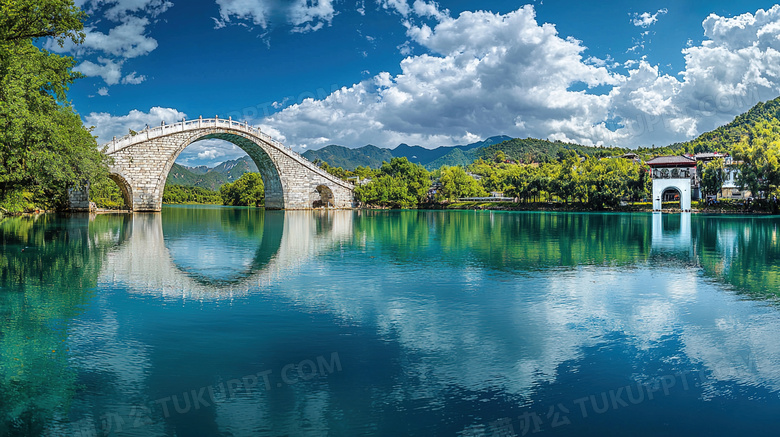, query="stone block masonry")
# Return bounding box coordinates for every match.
[75,119,354,211]
[68,185,91,211]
